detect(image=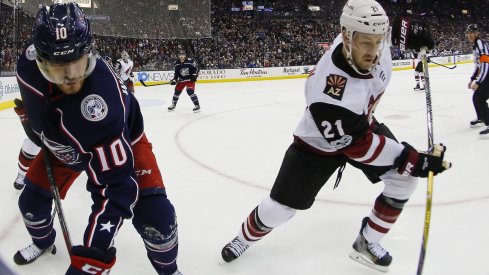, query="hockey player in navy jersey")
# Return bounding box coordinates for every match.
[466,24,489,138]
[168,50,200,112]
[13,3,182,274]
[221,0,451,272]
